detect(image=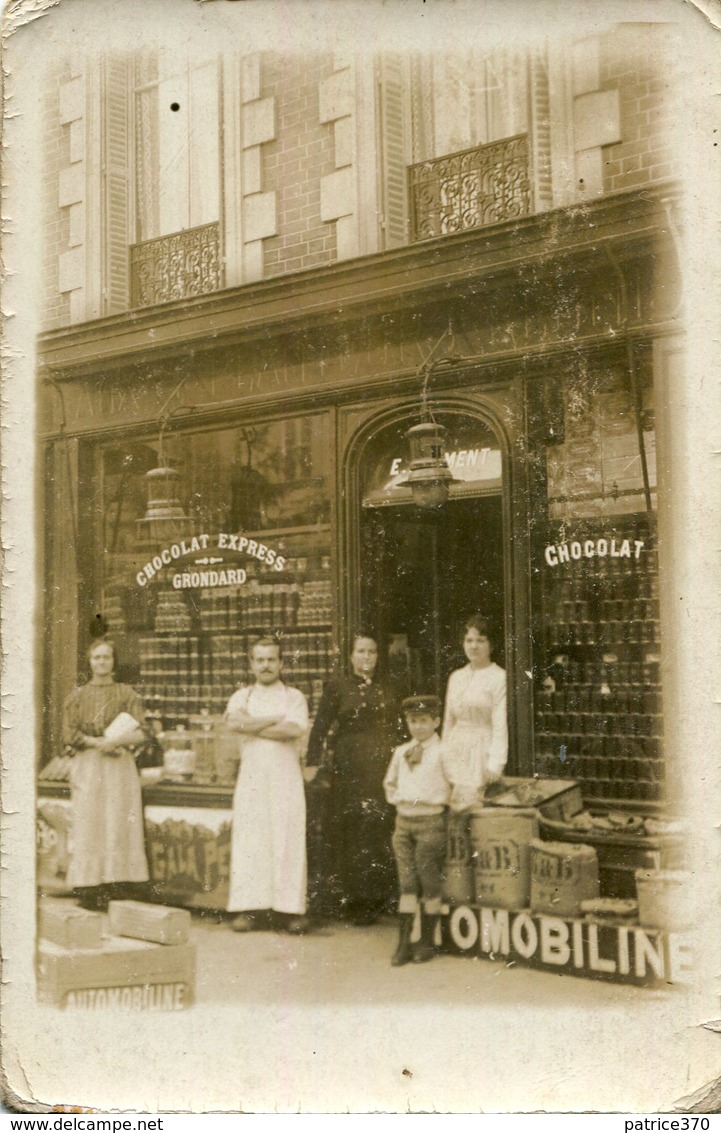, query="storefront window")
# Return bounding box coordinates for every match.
[531,363,663,805]
[97,413,334,778]
[546,367,656,520]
